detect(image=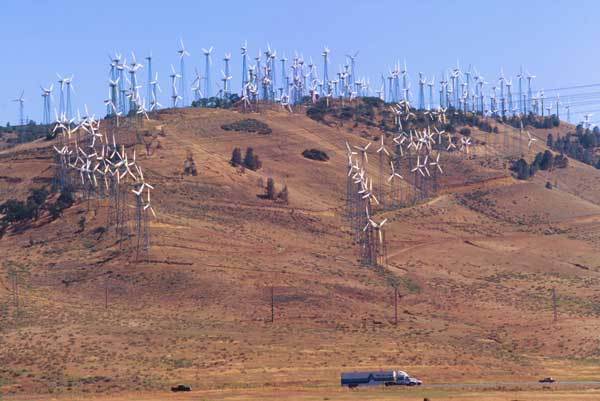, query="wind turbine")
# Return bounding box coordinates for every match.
[223,52,232,97]
[145,53,153,107]
[418,72,426,110]
[241,41,248,94]
[202,46,213,98]
[40,84,53,125]
[191,68,203,102]
[321,46,330,96]
[178,39,190,106]
[345,51,358,90]
[13,91,25,126]
[516,66,524,114]
[427,75,435,110]
[169,65,181,108]
[108,77,119,116]
[56,74,65,118]
[401,60,409,102]
[59,74,75,120]
[526,70,535,114]
[354,142,371,167]
[127,53,143,111]
[150,72,162,111]
[527,131,537,149]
